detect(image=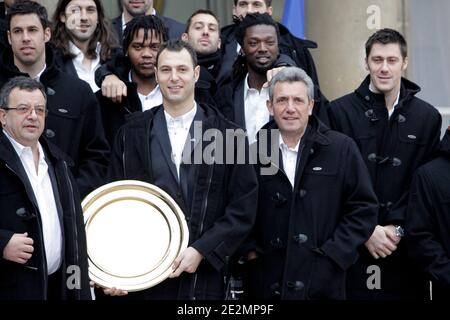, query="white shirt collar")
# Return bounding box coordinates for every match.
[34,64,47,81]
[279,134,301,153]
[3,130,45,162]
[69,41,101,58]
[164,103,197,127]
[243,73,268,99]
